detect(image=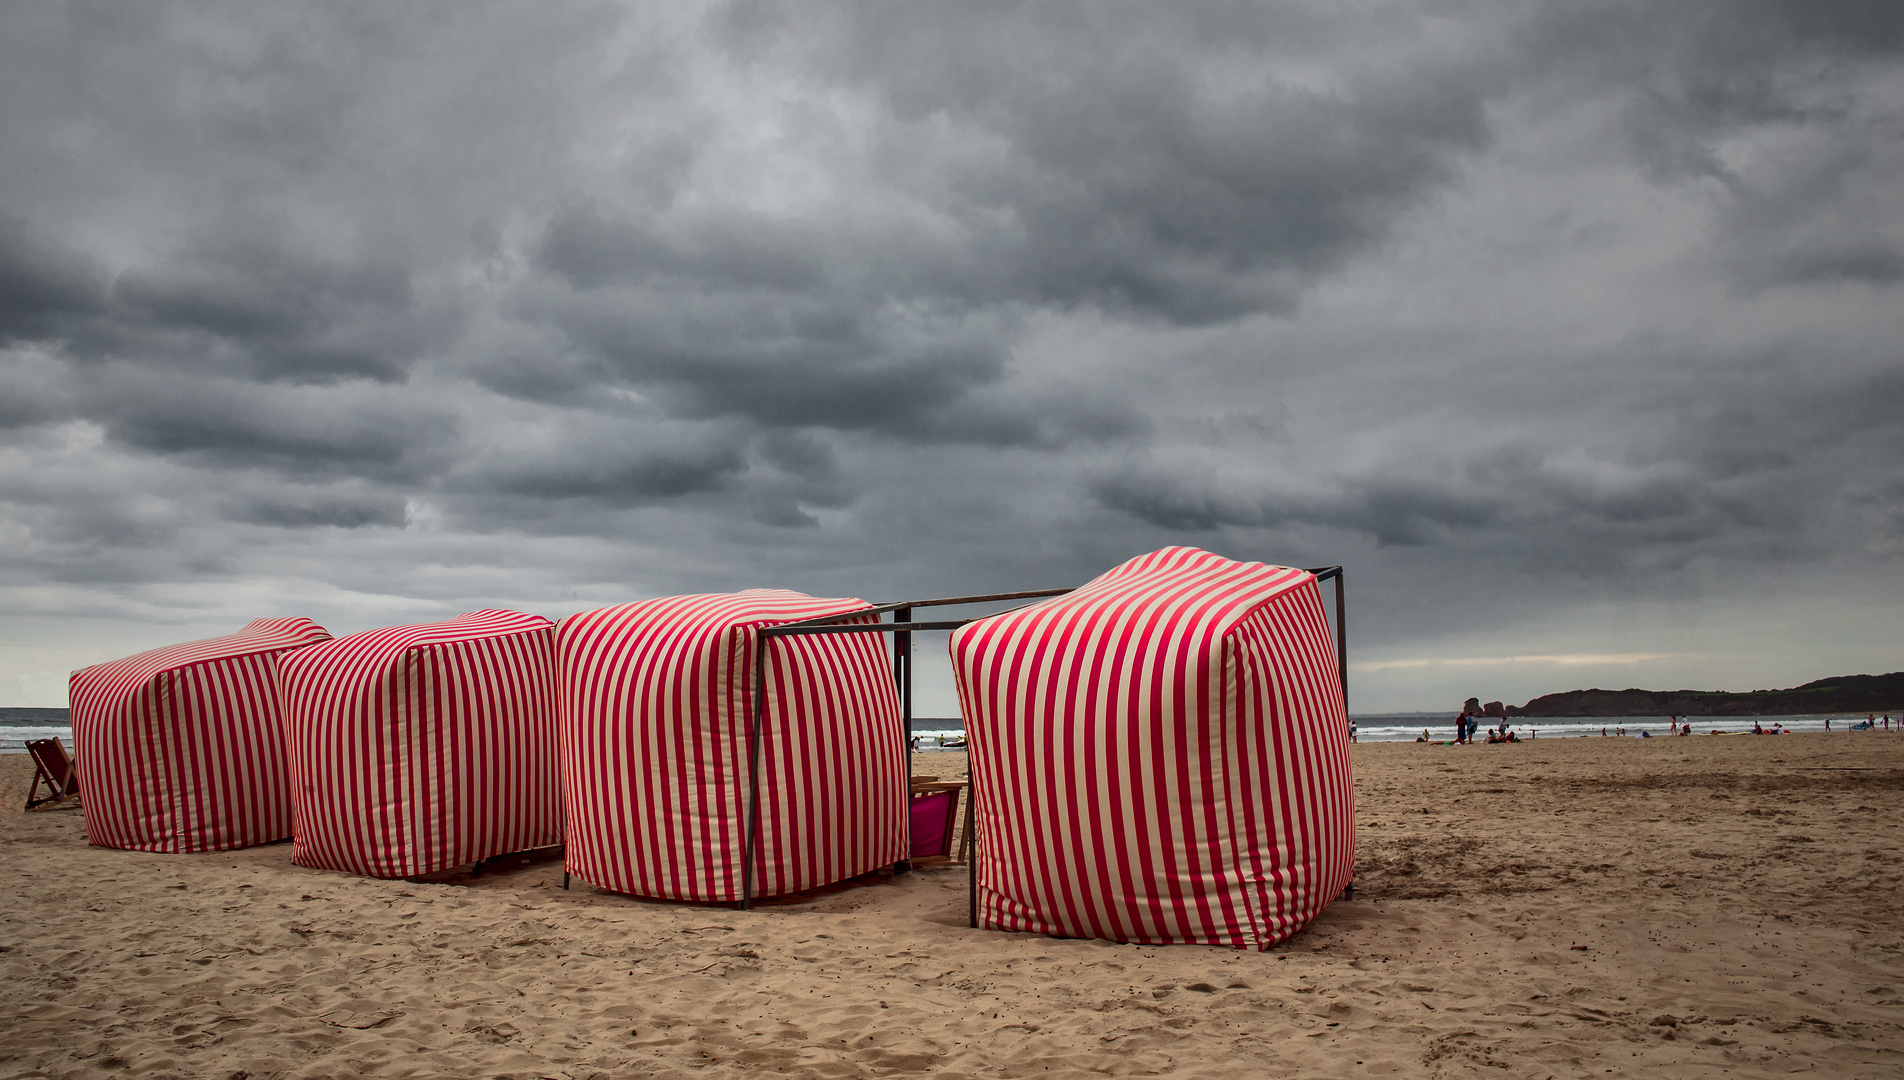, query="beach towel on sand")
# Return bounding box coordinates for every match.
[952,546,1355,950]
